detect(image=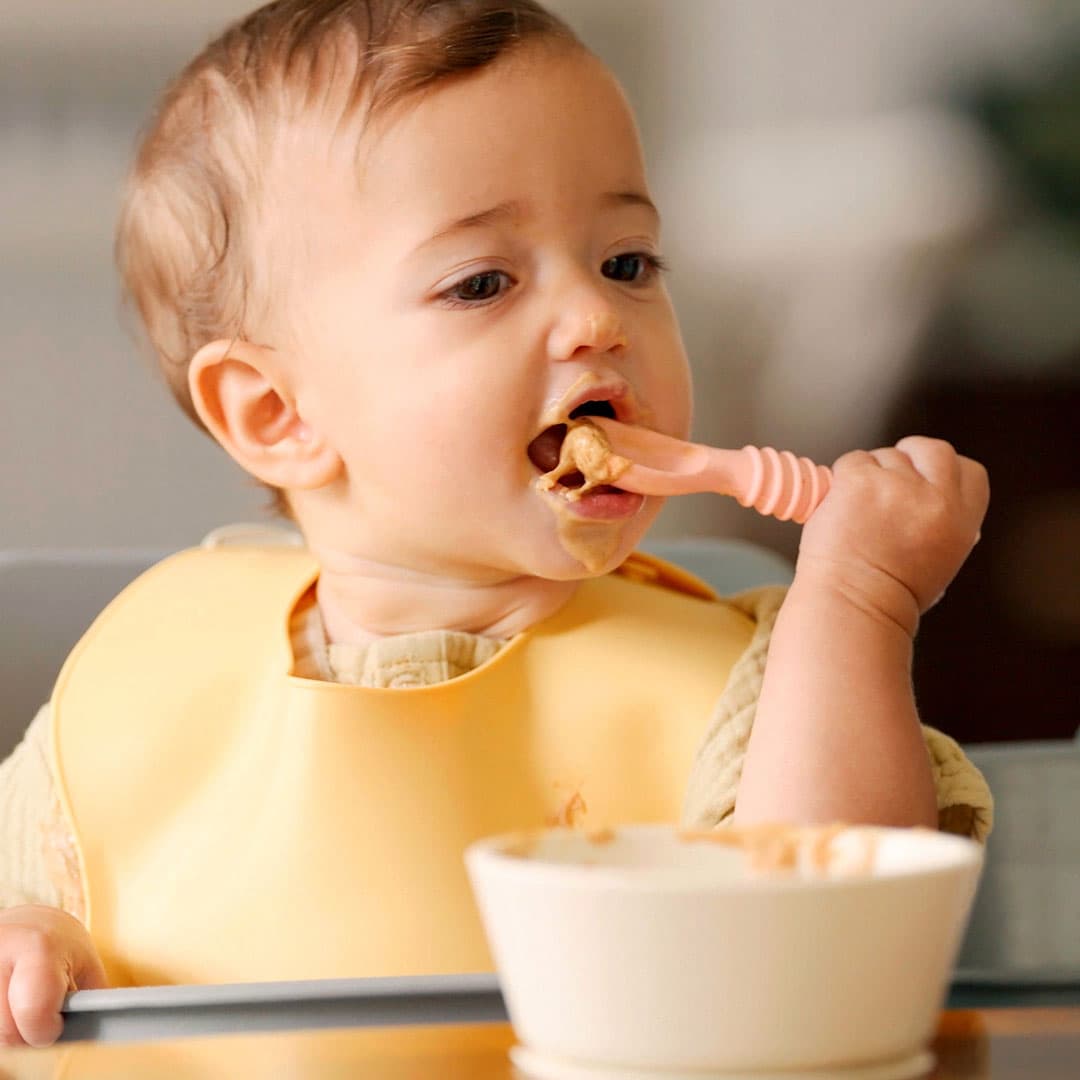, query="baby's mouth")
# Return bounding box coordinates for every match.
[527,400,619,492]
